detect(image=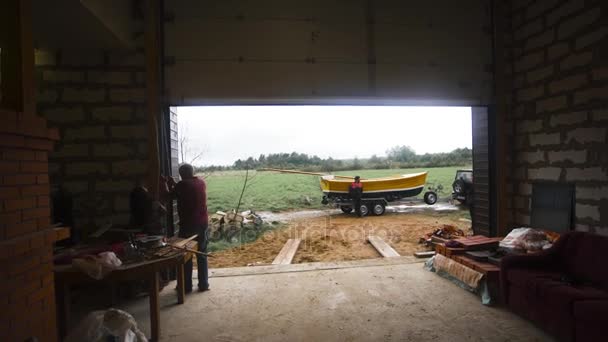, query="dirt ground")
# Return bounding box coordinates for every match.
[209,210,472,268]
